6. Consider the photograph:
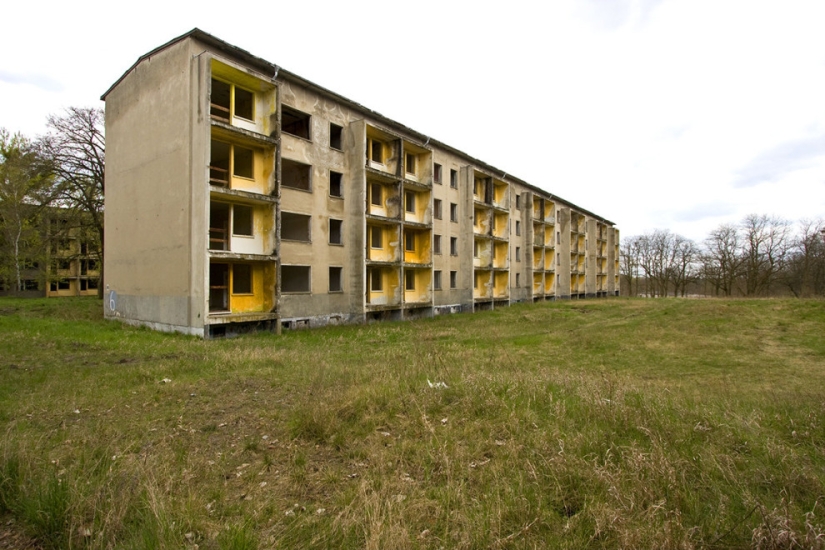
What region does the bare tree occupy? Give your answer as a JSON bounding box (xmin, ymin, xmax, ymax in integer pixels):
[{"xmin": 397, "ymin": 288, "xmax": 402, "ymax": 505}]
[
  {"xmin": 670, "ymin": 235, "xmax": 698, "ymax": 297},
  {"xmin": 783, "ymin": 219, "xmax": 825, "ymax": 297},
  {"xmin": 739, "ymin": 214, "xmax": 790, "ymax": 296},
  {"xmin": 39, "ymin": 107, "xmax": 105, "ymax": 296},
  {"xmin": 620, "ymin": 236, "xmax": 642, "ymax": 296},
  {"xmin": 703, "ymin": 224, "xmax": 743, "ymax": 296}
]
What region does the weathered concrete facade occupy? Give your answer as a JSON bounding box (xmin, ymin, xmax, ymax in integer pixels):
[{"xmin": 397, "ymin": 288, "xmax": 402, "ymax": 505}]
[{"xmin": 102, "ymin": 29, "xmax": 619, "ymax": 337}]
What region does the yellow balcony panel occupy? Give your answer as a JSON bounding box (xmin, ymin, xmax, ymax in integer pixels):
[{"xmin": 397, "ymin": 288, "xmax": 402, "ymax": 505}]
[
  {"xmin": 473, "ymin": 208, "xmax": 490, "ymax": 235},
  {"xmin": 403, "ymin": 188, "xmax": 431, "ymax": 225},
  {"xmin": 367, "ymin": 224, "xmax": 400, "ymax": 263},
  {"xmin": 493, "ymin": 180, "xmax": 509, "ymax": 209},
  {"xmin": 493, "ymin": 271, "xmax": 509, "ymax": 299},
  {"xmin": 532, "ymin": 198, "xmax": 544, "ymax": 220},
  {"xmin": 403, "ymin": 229, "xmax": 432, "ymax": 265},
  {"xmin": 368, "ymin": 180, "xmax": 400, "ymax": 219},
  {"xmin": 473, "ymin": 270, "xmax": 492, "ymax": 299},
  {"xmin": 210, "ymin": 60, "xmax": 277, "ymax": 135},
  {"xmin": 492, "ymin": 242, "xmax": 509, "ymax": 269},
  {"xmin": 209, "ymin": 261, "xmax": 274, "ymax": 316},
  {"xmin": 545, "ymin": 202, "xmax": 556, "ymax": 223},
  {"xmin": 544, "ymin": 226, "xmax": 554, "ymax": 246},
  {"xmin": 209, "ymin": 138, "xmax": 274, "ymax": 195},
  {"xmin": 492, "ymin": 212, "xmax": 509, "ymax": 239},
  {"xmin": 473, "ymin": 238, "xmax": 492, "ymax": 268},
  {"xmin": 367, "ymin": 267, "xmax": 401, "ymax": 306},
  {"xmin": 544, "ymin": 250, "xmax": 555, "ymax": 271},
  {"xmin": 404, "ymin": 268, "xmax": 432, "ymax": 305},
  {"xmin": 544, "ymin": 272, "xmax": 555, "ymax": 295},
  {"xmin": 367, "ymin": 126, "xmax": 400, "ymax": 175},
  {"xmin": 533, "ymin": 247, "xmax": 544, "ymax": 270},
  {"xmin": 533, "ymin": 273, "xmax": 544, "ymax": 294}
]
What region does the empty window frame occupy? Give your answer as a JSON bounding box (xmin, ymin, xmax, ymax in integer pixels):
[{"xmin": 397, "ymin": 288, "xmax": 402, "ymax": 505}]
[
  {"xmin": 433, "ymin": 234, "xmax": 442, "ymax": 255},
  {"xmin": 450, "ymin": 203, "xmax": 458, "ymax": 222},
  {"xmin": 209, "ymin": 202, "xmax": 230, "ymax": 250},
  {"xmin": 281, "ymin": 212, "xmax": 311, "ymax": 242},
  {"xmin": 210, "ymin": 140, "xmax": 254, "ymax": 184},
  {"xmin": 473, "ymin": 240, "xmax": 479, "ymax": 258},
  {"xmin": 329, "ymin": 266, "xmax": 343, "ymax": 292},
  {"xmin": 370, "ymin": 268, "xmax": 383, "ymax": 291},
  {"xmin": 282, "ymin": 158, "xmax": 312, "ymax": 191},
  {"xmin": 434, "ymin": 270, "xmax": 442, "ymax": 290},
  {"xmin": 405, "ymin": 191, "xmax": 415, "ymax": 213},
  {"xmin": 405, "ymin": 271, "xmax": 415, "ymax": 291},
  {"xmin": 281, "ymin": 265, "xmax": 311, "ymax": 293},
  {"xmin": 405, "ymin": 231, "xmax": 415, "ymax": 252},
  {"xmin": 282, "ymin": 105, "xmax": 311, "ymax": 140},
  {"xmin": 433, "ymin": 199, "xmax": 442, "ymax": 220},
  {"xmin": 405, "ymin": 153, "xmax": 416, "ymax": 175},
  {"xmin": 450, "ymin": 237, "xmax": 458, "ymax": 256},
  {"xmin": 233, "ymin": 264, "xmax": 253, "ymax": 294},
  {"xmin": 450, "ymin": 169, "xmax": 458, "ymax": 189},
  {"xmin": 516, "ymin": 247, "xmax": 521, "ymax": 262},
  {"xmin": 516, "ymin": 221, "xmax": 521, "ymax": 236},
  {"xmin": 330, "ymin": 123, "xmax": 343, "ymax": 150},
  {"xmin": 210, "ymin": 79, "xmax": 253, "ymax": 122},
  {"xmin": 370, "ymin": 226, "xmax": 383, "ymax": 248},
  {"xmin": 450, "ymin": 271, "xmax": 457, "ymax": 289},
  {"xmin": 557, "ymin": 231, "xmax": 561, "ymax": 245},
  {"xmin": 433, "ymin": 163, "xmax": 442, "ymax": 184},
  {"xmin": 515, "ymin": 194, "xmax": 521, "ymax": 209},
  {"xmin": 516, "ymin": 273, "xmax": 521, "ymax": 287},
  {"xmin": 329, "ymin": 219, "xmax": 343, "ymax": 245},
  {"xmin": 329, "ymin": 171, "xmax": 343, "ymax": 197},
  {"xmin": 233, "ymin": 205, "xmax": 254, "ymax": 236},
  {"xmin": 370, "ymin": 183, "xmax": 382, "ymax": 206},
  {"xmin": 369, "ymin": 139, "xmax": 384, "ymax": 163}
]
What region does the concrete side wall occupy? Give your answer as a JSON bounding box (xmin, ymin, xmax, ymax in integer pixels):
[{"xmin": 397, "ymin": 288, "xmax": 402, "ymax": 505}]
[
  {"xmin": 556, "ymin": 207, "xmax": 571, "ymax": 298},
  {"xmin": 509, "ymin": 184, "xmax": 530, "ymax": 302},
  {"xmin": 585, "ymin": 218, "xmax": 597, "ymax": 295},
  {"xmin": 104, "ymin": 39, "xmax": 206, "ymax": 329}
]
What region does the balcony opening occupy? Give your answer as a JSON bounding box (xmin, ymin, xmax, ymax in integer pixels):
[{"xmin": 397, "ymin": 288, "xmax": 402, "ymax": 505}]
[
  {"xmin": 282, "ymin": 105, "xmax": 311, "ymax": 140},
  {"xmin": 209, "ymin": 140, "xmax": 230, "ymax": 186},
  {"xmin": 210, "ymin": 79, "xmax": 231, "ymax": 122},
  {"xmin": 208, "ymin": 203, "xmax": 229, "ymax": 250},
  {"xmin": 233, "ymin": 264, "xmax": 252, "ymax": 294},
  {"xmin": 282, "ymin": 212, "xmax": 311, "ymax": 242},
  {"xmin": 282, "ymin": 265, "xmax": 311, "ymax": 293},
  {"xmin": 282, "ymin": 158, "xmax": 311, "ymax": 191},
  {"xmin": 330, "ymin": 171, "xmax": 343, "ymax": 197},
  {"xmin": 329, "ymin": 266, "xmax": 342, "ymax": 292},
  {"xmin": 233, "ymin": 205, "xmax": 253, "ymax": 237},
  {"xmin": 330, "ymin": 123, "xmax": 343, "ymax": 150},
  {"xmin": 369, "ymin": 139, "xmax": 384, "ymax": 164},
  {"xmin": 329, "ymin": 219, "xmax": 343, "ymax": 245},
  {"xmin": 209, "ymin": 263, "xmax": 229, "ymax": 312}
]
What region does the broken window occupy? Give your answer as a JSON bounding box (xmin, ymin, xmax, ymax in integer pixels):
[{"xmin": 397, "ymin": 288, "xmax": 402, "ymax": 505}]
[
  {"xmin": 329, "ymin": 219, "xmax": 343, "ymax": 245},
  {"xmin": 369, "ymin": 139, "xmax": 383, "ymax": 163},
  {"xmin": 282, "ymin": 265, "xmax": 311, "ymax": 293},
  {"xmin": 405, "ymin": 153, "xmax": 416, "ymax": 175},
  {"xmin": 330, "ymin": 171, "xmax": 343, "ymax": 197},
  {"xmin": 450, "ymin": 203, "xmax": 458, "ymax": 222},
  {"xmin": 370, "ymin": 183, "xmax": 382, "ymax": 206},
  {"xmin": 405, "ymin": 191, "xmax": 415, "ymax": 213},
  {"xmin": 281, "ymin": 212, "xmax": 311, "ymax": 242},
  {"xmin": 330, "ymin": 123, "xmax": 343, "ymax": 150},
  {"xmin": 405, "ymin": 271, "xmax": 415, "ymax": 291},
  {"xmin": 209, "ymin": 263, "xmax": 229, "ymax": 312},
  {"xmin": 434, "ymin": 270, "xmax": 442, "ymax": 290},
  {"xmin": 282, "ymin": 105, "xmax": 311, "ymax": 140},
  {"xmin": 405, "ymin": 231, "xmax": 415, "ymax": 252},
  {"xmin": 233, "ymin": 205, "xmax": 253, "ymax": 237},
  {"xmin": 450, "ymin": 237, "xmax": 458, "ymax": 256},
  {"xmin": 282, "ymin": 158, "xmax": 311, "ymax": 191},
  {"xmin": 433, "ymin": 234, "xmax": 442, "ymax": 255},
  {"xmin": 329, "ymin": 267, "xmax": 342, "ymax": 292},
  {"xmin": 370, "ymin": 269, "xmax": 383, "ymax": 291},
  {"xmin": 434, "ymin": 199, "xmax": 442, "ymax": 220},
  {"xmin": 233, "ymin": 264, "xmax": 252, "ymax": 294},
  {"xmin": 450, "ymin": 271, "xmax": 457, "ymax": 289},
  {"xmin": 371, "ymin": 226, "xmax": 383, "ymax": 249},
  {"xmin": 433, "ymin": 163, "xmax": 442, "ymax": 184},
  {"xmin": 450, "ymin": 169, "xmax": 458, "ymax": 189}
]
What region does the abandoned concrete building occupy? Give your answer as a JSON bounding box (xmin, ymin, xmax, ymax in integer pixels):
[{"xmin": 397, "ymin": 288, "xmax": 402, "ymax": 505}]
[{"xmin": 102, "ymin": 29, "xmax": 619, "ymax": 337}]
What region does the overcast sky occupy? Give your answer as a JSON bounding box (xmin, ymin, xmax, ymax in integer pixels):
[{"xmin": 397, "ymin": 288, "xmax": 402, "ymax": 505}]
[{"xmin": 2, "ymin": 0, "xmax": 823, "ymax": 241}]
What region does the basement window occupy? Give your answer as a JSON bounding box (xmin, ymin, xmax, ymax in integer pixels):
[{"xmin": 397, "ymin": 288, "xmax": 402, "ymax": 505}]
[
  {"xmin": 329, "ymin": 219, "xmax": 343, "ymax": 245},
  {"xmin": 281, "ymin": 212, "xmax": 311, "ymax": 242},
  {"xmin": 330, "ymin": 123, "xmax": 343, "ymax": 150},
  {"xmin": 433, "ymin": 163, "xmax": 442, "ymax": 184},
  {"xmin": 434, "ymin": 199, "xmax": 442, "ymax": 220},
  {"xmin": 282, "ymin": 158, "xmax": 312, "ymax": 191},
  {"xmin": 233, "ymin": 205, "xmax": 253, "ymax": 237},
  {"xmin": 433, "ymin": 234, "xmax": 442, "ymax": 255},
  {"xmin": 405, "ymin": 153, "xmax": 416, "ymax": 175},
  {"xmin": 405, "ymin": 191, "xmax": 415, "ymax": 213},
  {"xmin": 370, "ymin": 183, "xmax": 382, "ymax": 206},
  {"xmin": 329, "ymin": 267, "xmax": 342, "ymax": 292},
  {"xmin": 232, "ymin": 264, "xmax": 252, "ymax": 294},
  {"xmin": 282, "ymin": 105, "xmax": 311, "ymax": 140},
  {"xmin": 450, "ymin": 271, "xmax": 457, "ymax": 289},
  {"xmin": 330, "ymin": 171, "xmax": 343, "ymax": 197},
  {"xmin": 282, "ymin": 266, "xmax": 311, "ymax": 293},
  {"xmin": 434, "ymin": 270, "xmax": 442, "ymax": 290},
  {"xmin": 405, "ymin": 272, "xmax": 415, "ymax": 291}
]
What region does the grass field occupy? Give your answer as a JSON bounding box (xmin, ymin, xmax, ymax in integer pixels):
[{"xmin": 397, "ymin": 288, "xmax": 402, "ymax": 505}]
[{"xmin": 1, "ymin": 297, "xmax": 824, "ymax": 549}]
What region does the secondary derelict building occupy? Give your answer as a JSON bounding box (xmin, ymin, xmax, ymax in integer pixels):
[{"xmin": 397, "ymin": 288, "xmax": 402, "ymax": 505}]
[{"xmin": 102, "ymin": 29, "xmax": 619, "ymax": 337}]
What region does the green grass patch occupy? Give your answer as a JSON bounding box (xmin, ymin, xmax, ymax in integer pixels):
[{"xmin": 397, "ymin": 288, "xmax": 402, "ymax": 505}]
[{"xmin": 1, "ymin": 296, "xmax": 825, "ymax": 548}]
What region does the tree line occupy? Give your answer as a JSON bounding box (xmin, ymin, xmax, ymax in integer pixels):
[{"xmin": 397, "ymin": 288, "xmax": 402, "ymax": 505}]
[
  {"xmin": 621, "ymin": 215, "xmax": 825, "ymax": 298},
  {"xmin": 0, "ymin": 108, "xmax": 104, "ymax": 296}
]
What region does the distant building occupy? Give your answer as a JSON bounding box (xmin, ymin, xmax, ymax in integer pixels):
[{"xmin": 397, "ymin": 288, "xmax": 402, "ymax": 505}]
[{"xmin": 101, "ymin": 29, "xmax": 619, "ymax": 337}]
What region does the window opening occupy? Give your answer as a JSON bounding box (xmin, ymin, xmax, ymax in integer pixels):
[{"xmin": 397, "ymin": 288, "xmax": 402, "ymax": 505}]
[
  {"xmin": 329, "ymin": 267, "xmax": 342, "ymax": 292},
  {"xmin": 370, "ymin": 269, "xmax": 383, "ymax": 291},
  {"xmin": 516, "ymin": 247, "xmax": 521, "ymax": 262},
  {"xmin": 282, "ymin": 105, "xmax": 311, "ymax": 139},
  {"xmin": 234, "ymin": 87, "xmax": 253, "ymax": 120},
  {"xmin": 282, "ymin": 266, "xmax": 311, "ymax": 293},
  {"xmin": 330, "ymin": 123, "xmax": 343, "ymax": 150},
  {"xmin": 371, "ymin": 226, "xmax": 383, "ymax": 248},
  {"xmin": 450, "ymin": 203, "xmax": 458, "ymax": 222},
  {"xmin": 281, "ymin": 212, "xmax": 311, "ymax": 242},
  {"xmin": 516, "ymin": 221, "xmax": 521, "ymax": 236},
  {"xmin": 433, "ymin": 234, "xmax": 442, "ymax": 254},
  {"xmin": 405, "ymin": 153, "xmax": 416, "ymax": 175},
  {"xmin": 434, "ymin": 163, "xmax": 442, "ymax": 183},
  {"xmin": 405, "ymin": 272, "xmax": 415, "ymax": 291},
  {"xmin": 282, "ymin": 158, "xmax": 311, "ymax": 191},
  {"xmin": 233, "ymin": 145, "xmax": 254, "ymax": 179},
  {"xmin": 369, "ymin": 139, "xmax": 383, "ymax": 163},
  {"xmin": 233, "ymin": 205, "xmax": 253, "ymax": 237},
  {"xmin": 370, "ymin": 183, "xmax": 382, "ymax": 206},
  {"xmin": 450, "ymin": 271, "xmax": 457, "ymax": 289},
  {"xmin": 233, "ymin": 264, "xmax": 252, "ymax": 294},
  {"xmin": 405, "ymin": 231, "xmax": 415, "ymax": 252},
  {"xmin": 405, "ymin": 191, "xmax": 415, "ymax": 213},
  {"xmin": 450, "ymin": 169, "xmax": 457, "ymax": 188},
  {"xmin": 434, "ymin": 199, "xmax": 442, "ymax": 219},
  {"xmin": 450, "ymin": 237, "xmax": 458, "ymax": 256},
  {"xmin": 330, "ymin": 171, "xmax": 343, "ymax": 197},
  {"xmin": 434, "ymin": 270, "xmax": 442, "ymax": 290},
  {"xmin": 329, "ymin": 219, "xmax": 343, "ymax": 245}
]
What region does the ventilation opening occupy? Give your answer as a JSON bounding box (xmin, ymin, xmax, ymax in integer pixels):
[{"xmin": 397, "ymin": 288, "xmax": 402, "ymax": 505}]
[
  {"xmin": 282, "ymin": 158, "xmax": 311, "ymax": 191},
  {"xmin": 282, "ymin": 106, "xmax": 311, "ymax": 139},
  {"xmin": 282, "ymin": 266, "xmax": 311, "ymax": 293},
  {"xmin": 281, "ymin": 212, "xmax": 311, "ymax": 242}
]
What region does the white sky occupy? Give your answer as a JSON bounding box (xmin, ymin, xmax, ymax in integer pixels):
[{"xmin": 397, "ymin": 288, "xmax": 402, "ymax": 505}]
[{"xmin": 2, "ymin": 0, "xmax": 823, "ymax": 241}]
